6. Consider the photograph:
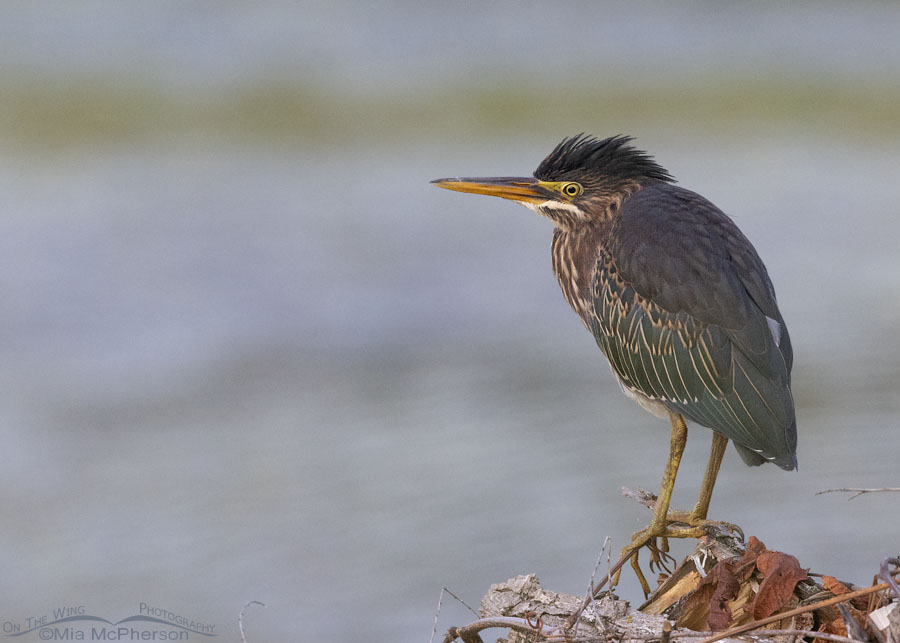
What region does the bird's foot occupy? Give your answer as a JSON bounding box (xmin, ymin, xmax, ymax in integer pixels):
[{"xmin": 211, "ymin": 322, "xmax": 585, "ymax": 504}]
[
  {"xmin": 613, "ymin": 515, "xmax": 739, "ymax": 597},
  {"xmin": 666, "ymin": 510, "xmax": 745, "ymax": 540},
  {"xmin": 689, "ymin": 518, "xmax": 744, "ymax": 540},
  {"xmin": 612, "ymin": 525, "xmax": 688, "ymax": 597}
]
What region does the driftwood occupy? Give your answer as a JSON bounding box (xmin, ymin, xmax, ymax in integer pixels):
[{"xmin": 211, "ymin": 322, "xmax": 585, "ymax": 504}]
[{"xmin": 439, "ymin": 499, "xmax": 899, "ymax": 643}]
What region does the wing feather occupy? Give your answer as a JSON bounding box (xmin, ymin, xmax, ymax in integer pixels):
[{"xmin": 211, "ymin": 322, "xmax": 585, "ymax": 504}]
[{"xmin": 590, "ymin": 184, "xmax": 797, "ymax": 469}]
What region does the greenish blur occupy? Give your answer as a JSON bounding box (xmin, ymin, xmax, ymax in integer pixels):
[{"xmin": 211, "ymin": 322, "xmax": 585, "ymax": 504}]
[{"xmin": 5, "ymin": 77, "xmax": 900, "ymax": 150}]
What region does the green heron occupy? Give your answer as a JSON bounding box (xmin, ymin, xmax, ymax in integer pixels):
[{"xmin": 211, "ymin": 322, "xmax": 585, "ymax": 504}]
[{"xmin": 432, "ymin": 135, "xmax": 796, "ymax": 594}]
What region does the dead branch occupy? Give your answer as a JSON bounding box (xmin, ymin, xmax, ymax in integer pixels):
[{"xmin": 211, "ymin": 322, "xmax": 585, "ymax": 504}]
[
  {"xmin": 880, "ymin": 558, "xmax": 900, "ymax": 602},
  {"xmin": 622, "ymin": 486, "xmax": 659, "ymax": 510},
  {"xmin": 432, "ymin": 587, "xmax": 481, "ymax": 643},
  {"xmin": 445, "ymin": 624, "xmax": 877, "ymax": 643},
  {"xmin": 439, "ymin": 520, "xmax": 900, "ymax": 643},
  {"xmin": 661, "ymin": 620, "xmax": 672, "ymax": 643},
  {"xmin": 815, "ymin": 488, "xmax": 900, "ymax": 501},
  {"xmin": 672, "ymin": 630, "xmax": 866, "ymax": 643},
  {"xmin": 574, "ymin": 537, "xmax": 613, "ymax": 641},
  {"xmin": 563, "ymin": 548, "xmax": 638, "ymax": 630},
  {"xmin": 441, "ymin": 564, "xmax": 900, "ymax": 643},
  {"xmin": 442, "ymin": 616, "xmax": 560, "ymax": 643},
  {"xmin": 431, "ymin": 589, "xmax": 447, "ymax": 643}
]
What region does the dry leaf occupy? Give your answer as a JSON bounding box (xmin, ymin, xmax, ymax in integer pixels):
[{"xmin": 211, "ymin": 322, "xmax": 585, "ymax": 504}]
[
  {"xmin": 700, "ymin": 561, "xmax": 742, "ymax": 630},
  {"xmin": 823, "ymin": 575, "xmax": 870, "ymax": 611},
  {"xmin": 823, "ymin": 615, "xmax": 848, "ymax": 635},
  {"xmin": 815, "ymin": 614, "xmax": 851, "ymax": 643},
  {"xmin": 752, "ymin": 551, "xmax": 808, "ymax": 620},
  {"xmin": 734, "ymin": 536, "xmax": 767, "ymax": 579},
  {"xmin": 744, "ymin": 536, "xmax": 768, "ymax": 559},
  {"xmin": 823, "ymin": 575, "xmax": 852, "ymax": 595}
]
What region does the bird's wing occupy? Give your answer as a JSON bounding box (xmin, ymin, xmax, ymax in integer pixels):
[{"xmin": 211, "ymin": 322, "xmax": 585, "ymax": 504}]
[{"xmin": 591, "ymin": 184, "xmax": 796, "ymax": 469}]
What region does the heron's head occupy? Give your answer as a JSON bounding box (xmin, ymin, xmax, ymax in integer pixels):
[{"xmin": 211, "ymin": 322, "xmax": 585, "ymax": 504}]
[{"xmin": 432, "ymin": 134, "xmax": 673, "ymax": 228}]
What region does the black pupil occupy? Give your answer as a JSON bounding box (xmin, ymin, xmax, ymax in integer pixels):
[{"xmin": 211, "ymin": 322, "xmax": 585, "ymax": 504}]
[{"xmin": 566, "ymin": 185, "xmax": 576, "ymax": 195}]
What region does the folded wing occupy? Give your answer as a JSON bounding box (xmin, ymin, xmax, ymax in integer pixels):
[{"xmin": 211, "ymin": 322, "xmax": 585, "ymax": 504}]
[{"xmin": 591, "ymin": 184, "xmax": 797, "ymax": 469}]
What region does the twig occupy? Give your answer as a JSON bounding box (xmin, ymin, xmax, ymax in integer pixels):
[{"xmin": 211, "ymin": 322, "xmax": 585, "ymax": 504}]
[
  {"xmin": 879, "ymin": 557, "xmax": 900, "ymax": 602},
  {"xmin": 660, "ymin": 620, "xmax": 672, "ymax": 643},
  {"xmin": 445, "ymin": 587, "xmax": 480, "ymax": 618},
  {"xmin": 432, "ymin": 586, "xmax": 480, "ymax": 643},
  {"xmin": 442, "ymin": 616, "xmax": 560, "ymax": 643},
  {"xmin": 622, "ymin": 486, "xmax": 659, "ymax": 510},
  {"xmin": 669, "ymin": 630, "xmax": 867, "ymax": 643},
  {"xmin": 563, "ymin": 548, "xmax": 639, "ymax": 631},
  {"xmin": 520, "ymin": 628, "xmax": 876, "ymax": 642},
  {"xmin": 784, "ymin": 615, "xmax": 798, "ymax": 643},
  {"xmin": 697, "ymin": 581, "xmax": 893, "ymax": 643},
  {"xmin": 748, "ymin": 630, "xmax": 867, "ymax": 643},
  {"xmin": 576, "ymin": 537, "xmax": 613, "ymax": 641},
  {"xmin": 431, "ymin": 588, "xmax": 446, "ymax": 643},
  {"xmin": 815, "ymin": 488, "xmax": 900, "ymax": 501},
  {"xmin": 588, "ymin": 537, "xmax": 613, "ymax": 603},
  {"xmin": 238, "ymin": 601, "xmax": 266, "ymax": 643},
  {"xmin": 836, "ymin": 603, "xmax": 869, "ymax": 642}
]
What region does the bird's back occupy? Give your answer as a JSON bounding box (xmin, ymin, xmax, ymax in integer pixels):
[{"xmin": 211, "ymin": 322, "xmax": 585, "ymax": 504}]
[{"xmin": 561, "ymin": 183, "xmax": 797, "ymax": 469}]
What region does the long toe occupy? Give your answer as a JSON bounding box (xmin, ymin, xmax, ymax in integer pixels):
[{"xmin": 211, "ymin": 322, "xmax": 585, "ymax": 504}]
[
  {"xmin": 615, "ymin": 524, "xmax": 698, "ymax": 596},
  {"xmin": 687, "ymin": 517, "xmax": 744, "ymax": 540}
]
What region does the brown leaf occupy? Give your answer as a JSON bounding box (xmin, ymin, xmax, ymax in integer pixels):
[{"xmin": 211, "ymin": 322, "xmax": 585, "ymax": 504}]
[
  {"xmin": 699, "ymin": 561, "xmax": 742, "ymax": 631},
  {"xmin": 823, "ymin": 575, "xmax": 852, "ymax": 595},
  {"xmin": 815, "ymin": 599, "xmax": 872, "ymax": 643},
  {"xmin": 734, "ymin": 536, "xmax": 768, "ymax": 579},
  {"xmin": 752, "ymin": 551, "xmax": 809, "ymax": 620},
  {"xmin": 814, "ymin": 612, "xmax": 861, "ymax": 643},
  {"xmin": 745, "ymin": 536, "xmax": 768, "ymax": 558},
  {"xmin": 823, "ymin": 575, "xmax": 870, "ymax": 611}
]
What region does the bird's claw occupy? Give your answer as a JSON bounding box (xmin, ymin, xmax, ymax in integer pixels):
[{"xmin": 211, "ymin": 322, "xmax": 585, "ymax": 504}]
[
  {"xmin": 647, "ymin": 538, "xmax": 676, "ymax": 573},
  {"xmin": 614, "ymin": 528, "xmax": 675, "ymax": 596},
  {"xmin": 612, "ymin": 514, "xmax": 734, "ymax": 597}
]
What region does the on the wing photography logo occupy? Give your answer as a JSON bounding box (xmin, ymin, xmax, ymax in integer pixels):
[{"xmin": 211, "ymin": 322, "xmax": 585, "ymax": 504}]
[{"xmin": 3, "ymin": 604, "xmax": 216, "ymax": 640}]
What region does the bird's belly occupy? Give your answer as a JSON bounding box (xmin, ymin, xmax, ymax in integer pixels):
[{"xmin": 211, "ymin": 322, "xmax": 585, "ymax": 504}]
[{"xmin": 614, "ymin": 371, "xmax": 671, "ymax": 419}]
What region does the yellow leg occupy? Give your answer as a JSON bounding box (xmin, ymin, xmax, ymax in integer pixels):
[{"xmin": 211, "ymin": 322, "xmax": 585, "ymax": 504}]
[
  {"xmin": 684, "ymin": 431, "xmax": 743, "ymax": 539},
  {"xmin": 666, "ymin": 430, "xmax": 743, "ymax": 541},
  {"xmin": 691, "ymin": 431, "xmax": 728, "ymax": 521},
  {"xmin": 615, "ymin": 426, "xmax": 746, "ymax": 596},
  {"xmin": 615, "ymin": 412, "xmax": 688, "ymax": 595},
  {"xmin": 648, "ymin": 413, "xmax": 688, "ymax": 531}
]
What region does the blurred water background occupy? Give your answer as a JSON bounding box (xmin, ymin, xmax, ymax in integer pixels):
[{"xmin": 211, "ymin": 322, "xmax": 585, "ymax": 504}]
[{"xmin": 1, "ymin": 2, "xmax": 899, "ymax": 641}]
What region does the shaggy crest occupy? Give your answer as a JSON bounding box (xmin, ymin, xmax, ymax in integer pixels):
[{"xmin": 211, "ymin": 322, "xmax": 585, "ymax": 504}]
[{"xmin": 535, "ymin": 134, "xmax": 675, "ymax": 185}]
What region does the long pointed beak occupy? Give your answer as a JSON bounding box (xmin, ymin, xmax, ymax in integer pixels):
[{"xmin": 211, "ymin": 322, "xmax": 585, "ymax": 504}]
[{"xmin": 430, "ymin": 176, "xmax": 549, "ymax": 204}]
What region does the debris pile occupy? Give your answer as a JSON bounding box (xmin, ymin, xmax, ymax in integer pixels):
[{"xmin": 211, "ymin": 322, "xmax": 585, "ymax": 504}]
[{"xmin": 440, "ymin": 531, "xmax": 899, "ymax": 643}]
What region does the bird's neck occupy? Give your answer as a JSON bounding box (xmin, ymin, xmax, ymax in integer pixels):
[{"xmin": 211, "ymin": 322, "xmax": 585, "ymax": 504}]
[
  {"xmin": 551, "ymin": 222, "xmax": 610, "ymax": 328},
  {"xmin": 549, "ymin": 182, "xmax": 642, "ymax": 326}
]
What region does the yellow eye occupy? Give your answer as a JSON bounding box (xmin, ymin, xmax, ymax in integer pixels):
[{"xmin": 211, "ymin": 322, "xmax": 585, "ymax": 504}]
[{"xmin": 561, "ymin": 182, "xmax": 582, "ymax": 198}]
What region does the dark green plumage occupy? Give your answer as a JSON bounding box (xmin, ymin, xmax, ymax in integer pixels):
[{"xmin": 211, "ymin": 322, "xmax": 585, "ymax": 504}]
[{"xmin": 593, "ymin": 183, "xmax": 796, "ymax": 469}]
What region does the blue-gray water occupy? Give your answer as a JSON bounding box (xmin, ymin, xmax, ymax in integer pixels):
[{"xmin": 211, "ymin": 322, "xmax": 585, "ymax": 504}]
[{"xmin": 1, "ymin": 3, "xmax": 899, "ymax": 642}]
